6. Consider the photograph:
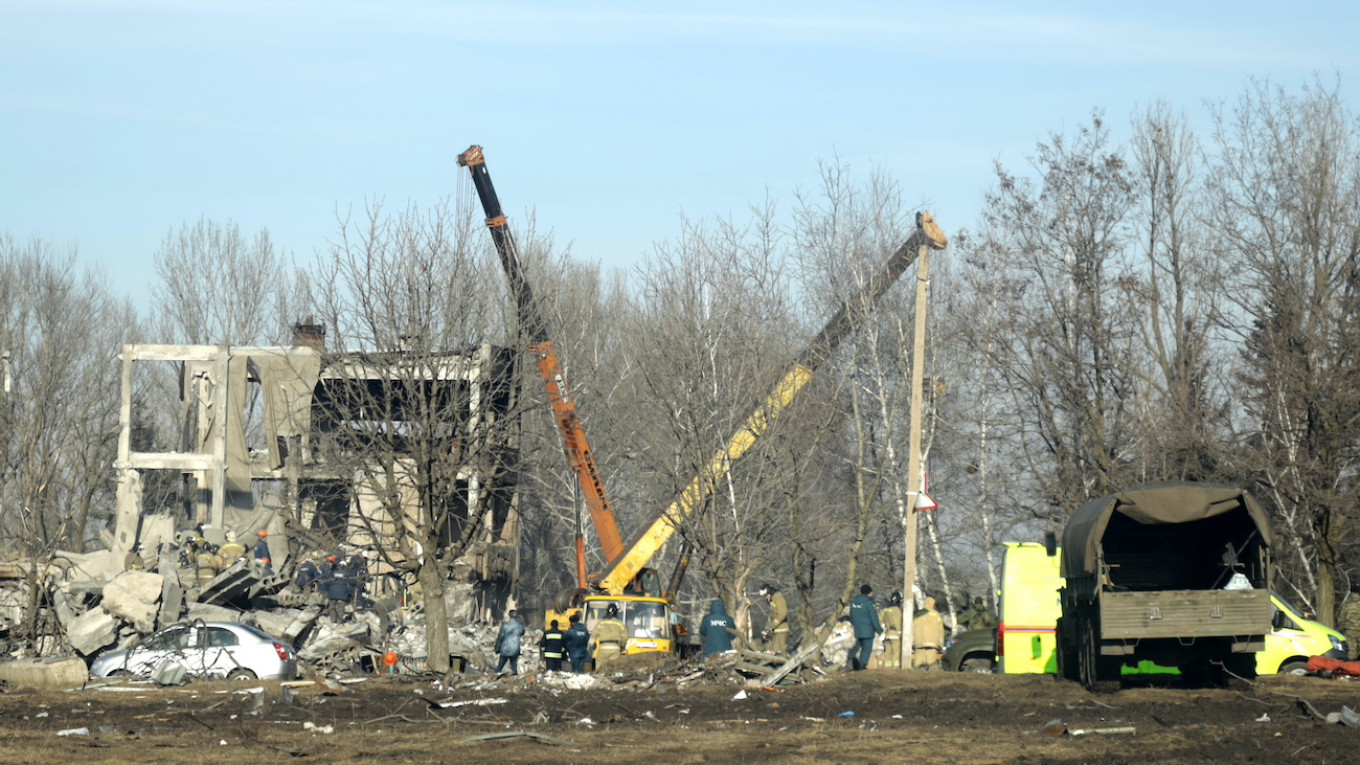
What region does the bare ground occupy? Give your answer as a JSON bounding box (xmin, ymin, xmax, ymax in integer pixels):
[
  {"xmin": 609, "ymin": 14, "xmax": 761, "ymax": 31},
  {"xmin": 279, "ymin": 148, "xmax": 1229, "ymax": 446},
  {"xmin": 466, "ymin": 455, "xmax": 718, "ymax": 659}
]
[{"xmin": 4, "ymin": 668, "xmax": 1359, "ymax": 764}]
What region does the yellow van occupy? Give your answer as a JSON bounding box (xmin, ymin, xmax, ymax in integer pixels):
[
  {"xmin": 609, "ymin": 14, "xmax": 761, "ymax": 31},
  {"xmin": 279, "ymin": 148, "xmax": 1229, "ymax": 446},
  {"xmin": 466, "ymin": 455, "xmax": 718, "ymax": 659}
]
[
  {"xmin": 995, "ymin": 542, "xmax": 1062, "ymax": 674},
  {"xmin": 995, "ymin": 541, "xmax": 1347, "ymax": 676},
  {"xmin": 1261, "ymin": 595, "xmax": 1348, "ymax": 675}
]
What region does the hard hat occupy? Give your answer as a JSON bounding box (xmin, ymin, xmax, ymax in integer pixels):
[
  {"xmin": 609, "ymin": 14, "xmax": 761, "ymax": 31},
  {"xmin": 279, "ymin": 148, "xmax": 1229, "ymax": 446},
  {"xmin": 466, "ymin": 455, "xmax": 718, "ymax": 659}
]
[
  {"xmin": 758, "ymin": 584, "xmax": 773, "ymax": 596},
  {"xmin": 605, "ymin": 604, "xmax": 619, "ymax": 618},
  {"xmin": 328, "ymin": 555, "xmax": 338, "ymax": 562},
  {"xmin": 889, "ymin": 591, "xmax": 903, "ymax": 606},
  {"xmin": 257, "ymin": 529, "xmax": 268, "ymax": 537}
]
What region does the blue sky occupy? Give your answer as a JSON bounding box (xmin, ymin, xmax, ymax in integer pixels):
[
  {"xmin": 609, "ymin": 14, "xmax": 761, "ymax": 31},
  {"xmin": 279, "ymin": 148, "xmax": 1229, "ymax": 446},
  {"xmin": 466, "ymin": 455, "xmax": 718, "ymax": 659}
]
[{"xmin": 2, "ymin": 1, "xmax": 1355, "ymax": 306}]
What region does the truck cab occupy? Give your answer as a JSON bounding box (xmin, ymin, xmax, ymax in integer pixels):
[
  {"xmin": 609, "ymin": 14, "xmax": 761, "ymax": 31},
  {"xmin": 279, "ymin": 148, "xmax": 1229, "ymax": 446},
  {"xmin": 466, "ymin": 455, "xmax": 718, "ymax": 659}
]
[{"xmin": 583, "ymin": 595, "xmax": 676, "ymax": 656}]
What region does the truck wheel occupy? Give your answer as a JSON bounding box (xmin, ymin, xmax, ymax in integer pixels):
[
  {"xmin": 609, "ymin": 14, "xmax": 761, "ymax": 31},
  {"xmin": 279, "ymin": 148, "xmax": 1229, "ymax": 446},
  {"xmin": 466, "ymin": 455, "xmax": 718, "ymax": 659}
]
[
  {"xmin": 1080, "ymin": 621, "xmax": 1118, "ymax": 692},
  {"xmin": 1055, "ymin": 617, "xmax": 1080, "ymax": 682},
  {"xmin": 960, "ymin": 657, "xmax": 994, "ymax": 674}
]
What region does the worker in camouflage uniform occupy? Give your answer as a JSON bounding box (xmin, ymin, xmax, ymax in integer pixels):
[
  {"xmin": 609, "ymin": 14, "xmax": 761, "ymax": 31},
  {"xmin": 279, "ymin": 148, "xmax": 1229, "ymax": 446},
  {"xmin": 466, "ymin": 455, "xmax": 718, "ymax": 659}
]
[
  {"xmin": 1339, "ymin": 588, "xmax": 1360, "ymax": 661},
  {"xmin": 759, "ymin": 584, "xmax": 790, "ymax": 654},
  {"xmin": 880, "ymin": 591, "xmax": 904, "ymax": 669},
  {"xmin": 593, "ymin": 604, "xmax": 628, "ymax": 672},
  {"xmin": 960, "ymin": 595, "xmax": 996, "ymax": 630}
]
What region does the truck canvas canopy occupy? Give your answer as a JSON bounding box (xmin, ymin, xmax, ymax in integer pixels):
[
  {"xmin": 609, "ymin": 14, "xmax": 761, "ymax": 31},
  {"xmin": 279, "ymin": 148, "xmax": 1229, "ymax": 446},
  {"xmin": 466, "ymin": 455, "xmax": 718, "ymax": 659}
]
[{"xmin": 1060, "ymin": 482, "xmax": 1273, "ymax": 588}]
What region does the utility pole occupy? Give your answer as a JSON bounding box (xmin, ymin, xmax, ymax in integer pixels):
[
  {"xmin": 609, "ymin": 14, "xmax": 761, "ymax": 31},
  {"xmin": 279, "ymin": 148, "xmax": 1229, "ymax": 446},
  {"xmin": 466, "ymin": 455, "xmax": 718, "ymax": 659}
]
[{"xmin": 899, "ymin": 241, "xmax": 933, "ymax": 669}]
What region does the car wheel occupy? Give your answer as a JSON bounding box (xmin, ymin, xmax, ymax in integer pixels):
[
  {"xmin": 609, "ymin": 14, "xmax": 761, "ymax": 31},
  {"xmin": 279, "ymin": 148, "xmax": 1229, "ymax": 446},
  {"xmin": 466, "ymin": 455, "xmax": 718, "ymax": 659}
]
[
  {"xmin": 1278, "ymin": 660, "xmax": 1310, "ymax": 676},
  {"xmin": 960, "ymin": 657, "xmax": 994, "ymax": 674},
  {"xmin": 227, "ymin": 668, "xmax": 257, "ymax": 680}
]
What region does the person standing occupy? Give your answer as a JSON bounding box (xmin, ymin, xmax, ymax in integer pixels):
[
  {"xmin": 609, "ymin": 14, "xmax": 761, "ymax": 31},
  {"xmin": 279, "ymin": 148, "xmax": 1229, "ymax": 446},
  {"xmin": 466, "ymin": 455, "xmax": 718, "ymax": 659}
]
[
  {"xmin": 699, "ymin": 599, "xmax": 737, "ymax": 656},
  {"xmin": 322, "ymin": 560, "xmax": 353, "ymax": 621},
  {"xmin": 194, "ymin": 544, "xmax": 221, "ymax": 586},
  {"xmin": 493, "ymin": 610, "xmax": 526, "ymax": 676},
  {"xmin": 253, "ymin": 530, "xmax": 274, "ymax": 577},
  {"xmin": 759, "ymin": 584, "xmax": 790, "ymax": 654},
  {"xmin": 218, "ymin": 531, "xmax": 246, "ymax": 568},
  {"xmin": 912, "ymin": 596, "xmax": 946, "ymax": 669},
  {"xmin": 294, "ymin": 556, "xmax": 321, "ymax": 592},
  {"xmin": 541, "ymin": 620, "xmax": 566, "ymax": 672},
  {"xmin": 564, "ymin": 613, "xmax": 591, "ymax": 673},
  {"xmin": 880, "ymin": 591, "xmax": 904, "ymax": 669},
  {"xmin": 1339, "ymin": 588, "xmax": 1360, "ymax": 661},
  {"xmin": 848, "ymin": 584, "xmax": 882, "ymax": 671},
  {"xmin": 592, "ymin": 604, "xmax": 628, "ymax": 672}
]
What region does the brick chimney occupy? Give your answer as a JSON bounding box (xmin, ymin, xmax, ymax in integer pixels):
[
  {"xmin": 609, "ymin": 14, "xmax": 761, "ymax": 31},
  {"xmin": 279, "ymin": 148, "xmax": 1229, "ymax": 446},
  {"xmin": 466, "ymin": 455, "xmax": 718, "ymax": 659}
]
[{"xmin": 292, "ymin": 316, "xmax": 326, "ymax": 350}]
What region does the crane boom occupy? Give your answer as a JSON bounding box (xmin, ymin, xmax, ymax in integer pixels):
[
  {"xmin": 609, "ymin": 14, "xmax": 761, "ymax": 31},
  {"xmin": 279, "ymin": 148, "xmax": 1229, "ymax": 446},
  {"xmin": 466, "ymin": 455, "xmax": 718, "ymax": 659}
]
[
  {"xmin": 457, "ymin": 145, "xmax": 626, "ymax": 578},
  {"xmin": 595, "ymin": 211, "xmax": 947, "ymax": 594}
]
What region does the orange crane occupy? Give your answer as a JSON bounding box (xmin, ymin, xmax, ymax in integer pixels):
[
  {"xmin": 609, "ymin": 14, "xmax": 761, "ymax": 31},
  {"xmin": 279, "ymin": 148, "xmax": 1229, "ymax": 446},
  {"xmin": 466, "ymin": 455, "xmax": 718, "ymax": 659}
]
[
  {"xmin": 460, "ymin": 145, "xmax": 947, "ymax": 660},
  {"xmin": 457, "ymin": 145, "xmax": 624, "ymax": 590}
]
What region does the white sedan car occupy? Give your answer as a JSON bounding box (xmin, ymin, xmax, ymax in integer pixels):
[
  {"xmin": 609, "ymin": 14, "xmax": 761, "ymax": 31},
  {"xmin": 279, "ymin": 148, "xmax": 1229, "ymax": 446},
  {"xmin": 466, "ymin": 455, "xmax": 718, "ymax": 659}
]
[{"xmin": 90, "ymin": 621, "xmax": 298, "ymax": 681}]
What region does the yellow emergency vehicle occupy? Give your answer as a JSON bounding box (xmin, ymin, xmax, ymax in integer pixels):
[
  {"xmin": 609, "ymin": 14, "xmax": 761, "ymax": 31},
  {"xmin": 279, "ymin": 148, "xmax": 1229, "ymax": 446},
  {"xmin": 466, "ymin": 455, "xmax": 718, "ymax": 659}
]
[{"xmin": 995, "ymin": 541, "xmax": 1346, "ymax": 676}]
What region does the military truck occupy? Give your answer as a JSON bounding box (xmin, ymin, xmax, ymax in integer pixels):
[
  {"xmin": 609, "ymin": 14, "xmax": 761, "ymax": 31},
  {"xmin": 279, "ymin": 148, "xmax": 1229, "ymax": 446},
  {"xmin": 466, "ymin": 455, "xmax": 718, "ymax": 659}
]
[{"xmin": 1056, "ymin": 483, "xmax": 1273, "ymax": 689}]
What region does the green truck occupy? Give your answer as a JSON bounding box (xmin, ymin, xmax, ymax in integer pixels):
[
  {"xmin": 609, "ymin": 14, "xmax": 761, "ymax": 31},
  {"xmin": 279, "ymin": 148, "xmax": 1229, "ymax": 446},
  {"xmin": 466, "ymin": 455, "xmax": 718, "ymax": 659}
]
[{"xmin": 1056, "ymin": 483, "xmax": 1273, "ymax": 689}]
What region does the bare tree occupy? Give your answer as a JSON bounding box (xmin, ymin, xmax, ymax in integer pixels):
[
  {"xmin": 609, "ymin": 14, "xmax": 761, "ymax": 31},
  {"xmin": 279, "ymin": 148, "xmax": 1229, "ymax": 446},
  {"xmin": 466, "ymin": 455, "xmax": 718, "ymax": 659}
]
[
  {"xmin": 305, "ymin": 199, "xmax": 514, "ymax": 671},
  {"xmin": 151, "ymin": 217, "xmax": 300, "ymax": 346},
  {"xmin": 1205, "ymin": 78, "xmax": 1360, "ymax": 623},
  {"xmin": 0, "ymin": 235, "xmax": 139, "ymax": 646},
  {"xmin": 975, "ymin": 113, "xmax": 1143, "ymax": 517}
]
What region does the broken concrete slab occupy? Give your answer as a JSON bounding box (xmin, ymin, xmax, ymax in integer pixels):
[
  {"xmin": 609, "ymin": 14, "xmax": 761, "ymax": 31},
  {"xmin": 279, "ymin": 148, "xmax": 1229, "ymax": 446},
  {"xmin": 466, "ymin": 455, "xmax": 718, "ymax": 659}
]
[
  {"xmin": 67, "ymin": 607, "xmax": 119, "ymax": 656},
  {"xmin": 184, "ymin": 602, "xmax": 239, "ymax": 623},
  {"xmin": 282, "ymin": 605, "xmax": 322, "ymax": 643},
  {"xmin": 250, "ymin": 608, "xmax": 302, "ymax": 640},
  {"xmin": 151, "ymin": 660, "xmax": 187, "ymax": 686},
  {"xmin": 102, "ymin": 571, "xmax": 164, "ymax": 633},
  {"xmin": 298, "ymin": 621, "xmax": 369, "ymax": 663},
  {"xmin": 158, "ymin": 575, "xmax": 183, "ymax": 630},
  {"xmin": 195, "ymin": 565, "xmax": 258, "ymax": 606},
  {"xmin": 0, "ymin": 656, "xmax": 88, "ymax": 690}
]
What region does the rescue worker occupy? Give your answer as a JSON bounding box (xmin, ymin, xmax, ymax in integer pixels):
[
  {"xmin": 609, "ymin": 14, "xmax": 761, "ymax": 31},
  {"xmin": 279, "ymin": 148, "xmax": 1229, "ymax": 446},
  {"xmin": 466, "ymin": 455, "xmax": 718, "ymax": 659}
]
[
  {"xmin": 880, "ymin": 591, "xmax": 904, "ymax": 669},
  {"xmin": 194, "ymin": 543, "xmax": 221, "ymax": 586},
  {"xmin": 493, "ymin": 610, "xmax": 525, "ymax": 676},
  {"xmin": 564, "ymin": 613, "xmax": 591, "ymax": 673},
  {"xmin": 294, "ymin": 556, "xmax": 321, "ymax": 592},
  {"xmin": 323, "ymin": 558, "xmax": 353, "ymax": 621},
  {"xmin": 218, "ymin": 531, "xmax": 247, "ymax": 568},
  {"xmin": 699, "ymin": 599, "xmax": 736, "ymax": 656},
  {"xmin": 541, "ymin": 619, "xmax": 566, "ymax": 672},
  {"xmin": 759, "ymin": 584, "xmax": 790, "ymax": 654},
  {"xmin": 1339, "ymin": 587, "xmax": 1360, "ymax": 661},
  {"xmin": 912, "ymin": 596, "xmax": 946, "ymax": 670},
  {"xmin": 593, "ymin": 604, "xmax": 628, "ymax": 672},
  {"xmin": 848, "ymin": 584, "xmax": 882, "ymax": 671},
  {"xmin": 253, "ymin": 530, "xmax": 274, "ymax": 577}
]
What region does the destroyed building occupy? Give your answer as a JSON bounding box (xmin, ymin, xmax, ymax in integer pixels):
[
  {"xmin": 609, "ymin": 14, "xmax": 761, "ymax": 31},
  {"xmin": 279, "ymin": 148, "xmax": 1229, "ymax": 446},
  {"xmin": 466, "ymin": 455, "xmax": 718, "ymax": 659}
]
[{"xmin": 105, "ymin": 319, "xmax": 521, "ymax": 621}]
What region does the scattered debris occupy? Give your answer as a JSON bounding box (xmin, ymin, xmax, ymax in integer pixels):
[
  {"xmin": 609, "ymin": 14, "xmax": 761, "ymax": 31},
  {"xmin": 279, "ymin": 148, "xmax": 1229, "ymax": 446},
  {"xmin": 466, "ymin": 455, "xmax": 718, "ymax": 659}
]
[{"xmin": 462, "ymin": 731, "xmax": 577, "ymax": 747}]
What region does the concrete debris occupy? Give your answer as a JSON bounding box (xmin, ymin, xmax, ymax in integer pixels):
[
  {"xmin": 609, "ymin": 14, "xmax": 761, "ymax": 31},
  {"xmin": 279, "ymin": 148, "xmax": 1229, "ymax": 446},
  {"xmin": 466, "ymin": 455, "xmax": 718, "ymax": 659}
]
[
  {"xmin": 0, "ymin": 656, "xmax": 88, "ymax": 690},
  {"xmin": 1326, "ymin": 705, "xmax": 1360, "ymax": 727},
  {"xmin": 66, "ymin": 606, "xmax": 119, "ymax": 657},
  {"xmin": 150, "ymin": 660, "xmax": 187, "ymax": 686},
  {"xmin": 101, "ymin": 572, "xmax": 164, "ymax": 634}
]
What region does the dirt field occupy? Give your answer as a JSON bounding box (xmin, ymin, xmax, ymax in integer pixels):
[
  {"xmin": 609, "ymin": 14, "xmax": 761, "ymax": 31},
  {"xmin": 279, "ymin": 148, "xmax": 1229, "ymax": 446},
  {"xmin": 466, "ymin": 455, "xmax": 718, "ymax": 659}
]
[{"xmin": 3, "ymin": 667, "xmax": 1359, "ymax": 765}]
